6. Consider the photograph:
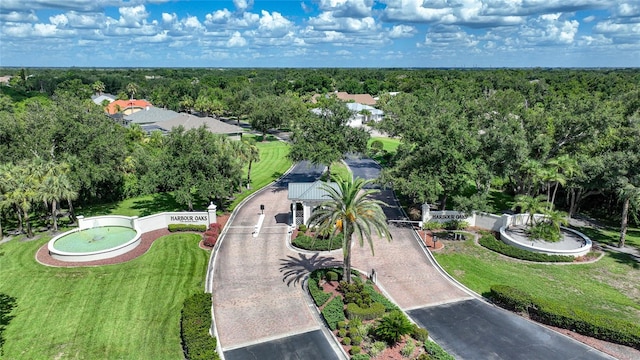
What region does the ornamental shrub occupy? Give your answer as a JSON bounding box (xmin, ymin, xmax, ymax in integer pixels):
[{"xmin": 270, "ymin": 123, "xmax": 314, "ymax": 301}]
[
  {"xmin": 374, "ymin": 310, "xmax": 414, "ymax": 345},
  {"xmin": 369, "ymin": 341, "xmax": 386, "ymax": 357},
  {"xmin": 321, "ymin": 296, "xmax": 346, "ymax": 330},
  {"xmin": 401, "ymin": 339, "xmax": 416, "ymax": 357},
  {"xmin": 169, "ymin": 224, "xmax": 207, "ymax": 232},
  {"xmin": 342, "ymin": 337, "xmax": 351, "ymax": 345},
  {"xmin": 422, "ymin": 221, "xmax": 443, "ymax": 230},
  {"xmin": 349, "ymin": 345, "xmax": 361, "ymax": 355},
  {"xmin": 479, "ymin": 234, "xmax": 574, "ymax": 262},
  {"xmin": 181, "ymin": 293, "xmax": 220, "ymax": 360},
  {"xmin": 338, "ymin": 328, "xmax": 347, "ymax": 337},
  {"xmin": 346, "ymin": 302, "xmax": 386, "ymax": 321},
  {"xmin": 364, "ymin": 284, "xmax": 400, "ymax": 312},
  {"xmin": 489, "ymin": 285, "xmax": 533, "ymax": 313},
  {"xmin": 351, "ymin": 335, "xmax": 363, "ymax": 346},
  {"xmin": 444, "ymin": 220, "xmax": 468, "ymax": 230},
  {"xmin": 411, "ymin": 324, "xmax": 430, "ymax": 342},
  {"xmin": 339, "ymin": 281, "xmax": 372, "ymax": 307},
  {"xmin": 308, "ymin": 278, "xmax": 331, "ymax": 307},
  {"xmin": 203, "ymin": 223, "xmax": 223, "ymax": 247},
  {"xmin": 292, "ymin": 234, "xmax": 342, "ymax": 251},
  {"xmin": 424, "ymin": 340, "xmax": 455, "ymax": 360},
  {"xmin": 350, "ymin": 354, "xmax": 370, "ymax": 360},
  {"xmin": 326, "ymin": 271, "xmax": 339, "ymax": 282},
  {"xmin": 298, "ymin": 224, "xmax": 307, "ymax": 232},
  {"xmin": 337, "ymin": 321, "xmax": 347, "ymax": 330}
]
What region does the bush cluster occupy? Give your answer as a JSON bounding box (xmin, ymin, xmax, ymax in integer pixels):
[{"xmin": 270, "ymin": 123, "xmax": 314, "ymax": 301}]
[
  {"xmin": 489, "ymin": 285, "xmax": 640, "ymax": 349},
  {"xmin": 321, "ymin": 296, "xmax": 346, "ymax": 330},
  {"xmin": 292, "ymin": 233, "xmax": 342, "ymax": 251},
  {"xmin": 203, "ymin": 223, "xmax": 222, "ymax": 247},
  {"xmin": 350, "ymin": 354, "xmax": 371, "ymax": 360},
  {"xmin": 346, "ymin": 302, "xmax": 386, "ymax": 321},
  {"xmin": 181, "ymin": 293, "xmax": 219, "ymax": 360},
  {"xmin": 479, "ymin": 233, "xmax": 574, "ymax": 262},
  {"xmin": 308, "ymin": 278, "xmax": 331, "ymax": 307},
  {"xmin": 422, "ymin": 221, "xmax": 443, "ymax": 230},
  {"xmin": 364, "ymin": 284, "xmax": 400, "ymax": 312},
  {"xmin": 444, "ymin": 220, "xmax": 468, "ymax": 230},
  {"xmin": 423, "ymin": 340, "xmax": 456, "ymax": 360},
  {"xmin": 168, "ymin": 224, "xmax": 207, "ymax": 232},
  {"xmin": 339, "ymin": 281, "xmax": 372, "ymax": 308}
]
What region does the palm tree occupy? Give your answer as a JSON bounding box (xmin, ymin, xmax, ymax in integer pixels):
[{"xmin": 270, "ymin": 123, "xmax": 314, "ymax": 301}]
[
  {"xmin": 617, "ymin": 178, "xmax": 640, "ymax": 248},
  {"xmin": 126, "ymin": 82, "xmax": 139, "ymax": 101},
  {"xmin": 244, "ymin": 140, "xmax": 260, "ymax": 189},
  {"xmin": 39, "ymin": 162, "xmax": 77, "ymax": 232},
  {"xmin": 92, "ymin": 80, "xmax": 105, "ymax": 95},
  {"xmin": 546, "ymin": 155, "xmax": 580, "ymax": 209},
  {"xmin": 307, "ymin": 175, "xmax": 392, "ymax": 283},
  {"xmin": 512, "ymin": 194, "xmax": 548, "ymax": 226}
]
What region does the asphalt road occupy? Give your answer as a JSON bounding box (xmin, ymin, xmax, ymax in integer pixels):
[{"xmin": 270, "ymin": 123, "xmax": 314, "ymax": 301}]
[
  {"xmin": 408, "ymin": 299, "xmax": 613, "ymax": 360},
  {"xmin": 224, "ymin": 330, "xmax": 339, "ymax": 360},
  {"xmin": 345, "ymin": 155, "xmax": 613, "ymax": 360}
]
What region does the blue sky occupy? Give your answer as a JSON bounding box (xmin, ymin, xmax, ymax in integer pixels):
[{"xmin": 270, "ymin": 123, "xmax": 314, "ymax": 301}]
[{"xmin": 0, "ymin": 0, "xmax": 638, "ymax": 68}]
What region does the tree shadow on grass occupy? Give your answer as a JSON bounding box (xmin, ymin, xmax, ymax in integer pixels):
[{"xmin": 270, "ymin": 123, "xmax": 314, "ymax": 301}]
[
  {"xmin": 607, "ymin": 251, "xmax": 640, "ymax": 269},
  {"xmin": 130, "ymin": 192, "xmax": 185, "ymax": 216},
  {"xmin": 279, "ymin": 253, "xmax": 341, "ymax": 288}
]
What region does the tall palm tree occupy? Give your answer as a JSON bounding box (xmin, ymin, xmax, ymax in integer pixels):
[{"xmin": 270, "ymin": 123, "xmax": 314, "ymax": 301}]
[
  {"xmin": 126, "ymin": 82, "xmax": 139, "ymax": 101},
  {"xmin": 245, "ymin": 140, "xmax": 260, "ymax": 189},
  {"xmin": 92, "ymin": 80, "xmax": 105, "ymax": 95},
  {"xmin": 307, "ymin": 175, "xmax": 392, "ymax": 283},
  {"xmin": 512, "ymin": 194, "xmax": 548, "ymax": 226},
  {"xmin": 39, "ymin": 162, "xmax": 77, "ymax": 232},
  {"xmin": 617, "ymin": 178, "xmax": 640, "ymax": 248},
  {"xmin": 546, "ymin": 154, "xmax": 580, "ymax": 209}
]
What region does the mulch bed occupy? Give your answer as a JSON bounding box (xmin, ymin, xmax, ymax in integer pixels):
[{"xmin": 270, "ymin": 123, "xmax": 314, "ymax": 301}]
[
  {"xmin": 36, "ymin": 213, "xmax": 232, "ymax": 268},
  {"xmin": 417, "ymin": 230, "xmax": 444, "ymax": 250}
]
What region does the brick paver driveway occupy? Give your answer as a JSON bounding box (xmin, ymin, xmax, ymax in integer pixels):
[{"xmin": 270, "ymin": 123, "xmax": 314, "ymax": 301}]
[{"xmin": 210, "ymin": 162, "xmax": 343, "ymax": 359}]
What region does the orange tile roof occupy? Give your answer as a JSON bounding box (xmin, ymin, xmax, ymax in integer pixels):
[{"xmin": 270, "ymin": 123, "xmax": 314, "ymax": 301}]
[
  {"xmin": 106, "ymin": 99, "xmax": 153, "ymax": 114},
  {"xmin": 334, "ymin": 92, "xmax": 377, "ymax": 105}
]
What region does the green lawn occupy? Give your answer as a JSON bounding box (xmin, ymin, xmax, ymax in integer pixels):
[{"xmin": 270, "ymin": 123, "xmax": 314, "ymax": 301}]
[
  {"xmin": 230, "ymin": 137, "xmax": 292, "ymax": 209},
  {"xmin": 369, "ymin": 136, "xmax": 400, "ymax": 154},
  {"xmin": 433, "ymin": 237, "xmax": 640, "ymax": 325},
  {"xmin": 0, "ymin": 233, "xmax": 208, "ymax": 359}
]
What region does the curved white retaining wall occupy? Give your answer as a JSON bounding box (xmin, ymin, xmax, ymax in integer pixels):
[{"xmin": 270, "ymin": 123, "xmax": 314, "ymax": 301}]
[
  {"xmin": 48, "ymin": 215, "xmax": 142, "ymax": 262},
  {"xmin": 499, "ymin": 214, "xmax": 592, "ymax": 258}
]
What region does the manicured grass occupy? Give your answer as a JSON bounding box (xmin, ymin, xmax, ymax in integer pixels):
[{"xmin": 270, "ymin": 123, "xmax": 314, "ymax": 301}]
[
  {"xmin": 321, "ymin": 161, "xmax": 352, "ymax": 182},
  {"xmin": 369, "ymin": 137, "xmax": 400, "ymax": 154},
  {"xmin": 0, "ymin": 233, "xmax": 208, "ymax": 359},
  {"xmin": 230, "ymin": 137, "xmax": 292, "ymax": 210},
  {"xmin": 432, "ymin": 238, "xmax": 640, "ymax": 325}
]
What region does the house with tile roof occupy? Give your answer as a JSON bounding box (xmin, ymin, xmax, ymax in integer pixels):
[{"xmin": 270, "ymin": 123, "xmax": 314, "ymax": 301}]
[
  {"xmin": 106, "ymin": 99, "xmax": 153, "ymax": 115},
  {"xmin": 334, "ymin": 91, "xmax": 377, "ymax": 106}
]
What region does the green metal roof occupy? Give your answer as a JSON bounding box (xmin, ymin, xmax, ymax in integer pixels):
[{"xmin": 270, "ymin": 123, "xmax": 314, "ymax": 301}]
[{"xmin": 288, "ymin": 181, "xmax": 338, "ymax": 201}]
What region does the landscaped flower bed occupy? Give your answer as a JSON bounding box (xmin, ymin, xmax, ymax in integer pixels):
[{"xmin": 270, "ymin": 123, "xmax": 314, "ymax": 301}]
[
  {"xmin": 309, "ymin": 268, "xmax": 454, "ymax": 360},
  {"xmin": 292, "ymin": 225, "xmax": 343, "ymax": 251}
]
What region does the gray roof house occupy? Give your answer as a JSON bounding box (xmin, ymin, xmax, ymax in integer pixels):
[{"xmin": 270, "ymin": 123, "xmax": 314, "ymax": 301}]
[
  {"xmin": 288, "ymin": 181, "xmax": 339, "ymax": 225},
  {"xmin": 124, "ymin": 108, "xmax": 245, "ymax": 140}
]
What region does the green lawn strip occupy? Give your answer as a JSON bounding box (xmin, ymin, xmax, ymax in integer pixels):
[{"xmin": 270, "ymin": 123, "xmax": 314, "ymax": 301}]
[
  {"xmin": 368, "ymin": 137, "xmax": 400, "ymax": 154},
  {"xmin": 230, "ymin": 139, "xmax": 292, "ymax": 210},
  {"xmin": 576, "ymin": 226, "xmax": 640, "ymax": 249},
  {"xmin": 322, "ymin": 161, "xmax": 351, "ymax": 181},
  {"xmin": 433, "ymin": 240, "xmax": 640, "ymax": 325},
  {"xmin": 0, "ymin": 233, "xmax": 208, "ymax": 359}
]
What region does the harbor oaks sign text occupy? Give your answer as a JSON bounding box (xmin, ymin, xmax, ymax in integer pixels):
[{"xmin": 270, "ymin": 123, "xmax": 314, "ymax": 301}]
[{"xmin": 166, "ymin": 212, "xmax": 209, "ymax": 225}]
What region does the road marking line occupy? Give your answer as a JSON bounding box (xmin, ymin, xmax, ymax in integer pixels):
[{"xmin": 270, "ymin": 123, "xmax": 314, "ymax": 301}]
[{"xmin": 252, "ymin": 214, "xmax": 265, "ymax": 238}]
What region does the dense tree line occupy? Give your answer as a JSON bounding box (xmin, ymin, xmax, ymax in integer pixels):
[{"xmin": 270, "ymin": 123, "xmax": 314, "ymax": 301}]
[{"xmin": 1, "ymin": 67, "xmax": 638, "ymax": 243}]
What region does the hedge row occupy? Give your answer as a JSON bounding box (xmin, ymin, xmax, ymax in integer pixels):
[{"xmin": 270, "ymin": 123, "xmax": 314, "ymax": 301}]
[
  {"xmin": 308, "ymin": 278, "xmax": 331, "ymax": 307},
  {"xmin": 345, "ymin": 302, "xmax": 386, "ymax": 321},
  {"xmin": 181, "ymin": 293, "xmax": 219, "ymax": 360},
  {"xmin": 321, "ymin": 296, "xmax": 346, "ymax": 330},
  {"xmin": 203, "ymin": 223, "xmax": 222, "ymax": 247},
  {"xmin": 292, "ymin": 234, "xmax": 342, "ymax": 251},
  {"xmin": 479, "ymin": 234, "xmax": 574, "ymax": 262},
  {"xmin": 364, "ymin": 284, "xmax": 400, "ymax": 312},
  {"xmin": 489, "ymin": 285, "xmax": 640, "ymax": 350},
  {"xmin": 169, "ymin": 224, "xmax": 207, "ymax": 232},
  {"xmin": 423, "ymin": 340, "xmax": 456, "ymax": 360}
]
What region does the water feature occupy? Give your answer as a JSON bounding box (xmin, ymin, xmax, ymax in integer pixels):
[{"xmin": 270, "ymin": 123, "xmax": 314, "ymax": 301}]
[{"xmin": 48, "ymin": 216, "xmax": 142, "ymax": 262}]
